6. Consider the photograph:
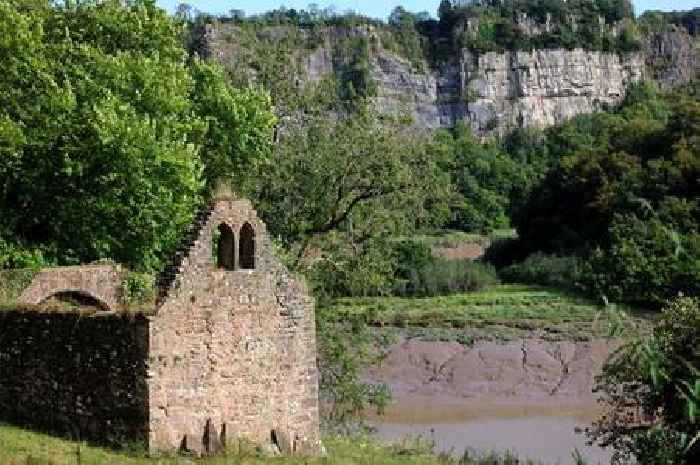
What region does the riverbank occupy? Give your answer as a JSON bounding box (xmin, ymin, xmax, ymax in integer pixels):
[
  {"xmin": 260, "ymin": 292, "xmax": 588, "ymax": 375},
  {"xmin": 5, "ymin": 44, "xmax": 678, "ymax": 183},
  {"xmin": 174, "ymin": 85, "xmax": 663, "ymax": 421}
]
[
  {"xmin": 340, "ymin": 285, "xmax": 653, "ymax": 464},
  {"xmin": 364, "ymin": 337, "xmax": 617, "ymax": 464}
]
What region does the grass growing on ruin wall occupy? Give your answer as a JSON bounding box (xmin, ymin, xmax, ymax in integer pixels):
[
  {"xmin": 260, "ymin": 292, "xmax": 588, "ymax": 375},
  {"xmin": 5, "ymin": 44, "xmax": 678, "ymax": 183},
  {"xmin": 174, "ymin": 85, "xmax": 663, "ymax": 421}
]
[
  {"xmin": 0, "ymin": 423, "xmax": 561, "ymax": 465},
  {"xmin": 0, "ymin": 270, "xmax": 37, "ymax": 305}
]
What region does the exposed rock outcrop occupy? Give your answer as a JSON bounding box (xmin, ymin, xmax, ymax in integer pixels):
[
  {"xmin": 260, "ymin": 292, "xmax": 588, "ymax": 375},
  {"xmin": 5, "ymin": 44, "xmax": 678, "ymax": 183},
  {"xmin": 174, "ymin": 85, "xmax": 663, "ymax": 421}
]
[
  {"xmin": 645, "ymin": 28, "xmax": 700, "ymax": 91},
  {"xmin": 462, "ymin": 49, "xmax": 645, "ymax": 136},
  {"xmin": 205, "ymin": 23, "xmax": 698, "ymax": 136}
]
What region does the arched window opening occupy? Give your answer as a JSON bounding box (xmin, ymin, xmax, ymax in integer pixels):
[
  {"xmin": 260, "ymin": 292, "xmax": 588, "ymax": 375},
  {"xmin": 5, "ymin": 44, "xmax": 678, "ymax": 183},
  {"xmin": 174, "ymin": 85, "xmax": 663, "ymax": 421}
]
[
  {"xmin": 216, "ymin": 223, "xmax": 235, "ymax": 270},
  {"xmin": 239, "ymin": 223, "xmax": 255, "ymax": 270}
]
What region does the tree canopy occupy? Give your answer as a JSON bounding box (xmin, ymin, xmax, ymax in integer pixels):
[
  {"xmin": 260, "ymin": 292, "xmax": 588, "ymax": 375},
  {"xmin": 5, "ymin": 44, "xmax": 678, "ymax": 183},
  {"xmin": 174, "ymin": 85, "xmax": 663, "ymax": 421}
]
[{"xmin": 0, "ymin": 0, "xmax": 274, "ymax": 271}]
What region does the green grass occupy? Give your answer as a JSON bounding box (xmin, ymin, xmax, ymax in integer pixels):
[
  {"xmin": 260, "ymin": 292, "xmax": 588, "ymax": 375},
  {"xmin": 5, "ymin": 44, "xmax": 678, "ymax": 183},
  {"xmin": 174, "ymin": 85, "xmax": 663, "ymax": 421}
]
[
  {"xmin": 408, "ymin": 229, "xmax": 517, "ymax": 249},
  {"xmin": 0, "ymin": 269, "xmax": 37, "ymax": 305},
  {"xmin": 330, "ymin": 285, "xmax": 607, "ymax": 328},
  {"xmin": 0, "ymin": 424, "xmax": 554, "ymax": 465}
]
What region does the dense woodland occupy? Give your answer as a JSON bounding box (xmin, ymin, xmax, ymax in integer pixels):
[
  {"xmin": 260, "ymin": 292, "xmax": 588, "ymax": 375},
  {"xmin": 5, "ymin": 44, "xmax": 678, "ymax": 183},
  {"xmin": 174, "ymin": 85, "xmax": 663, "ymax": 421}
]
[{"xmin": 0, "ymin": 1, "xmax": 698, "ymax": 463}]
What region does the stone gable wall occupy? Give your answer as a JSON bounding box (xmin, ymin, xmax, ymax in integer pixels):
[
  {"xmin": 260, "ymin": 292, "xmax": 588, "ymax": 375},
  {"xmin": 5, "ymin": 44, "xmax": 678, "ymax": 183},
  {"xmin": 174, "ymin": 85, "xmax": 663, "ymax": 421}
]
[
  {"xmin": 148, "ymin": 199, "xmax": 321, "ymax": 454},
  {"xmin": 0, "ymin": 310, "xmax": 149, "ymax": 443}
]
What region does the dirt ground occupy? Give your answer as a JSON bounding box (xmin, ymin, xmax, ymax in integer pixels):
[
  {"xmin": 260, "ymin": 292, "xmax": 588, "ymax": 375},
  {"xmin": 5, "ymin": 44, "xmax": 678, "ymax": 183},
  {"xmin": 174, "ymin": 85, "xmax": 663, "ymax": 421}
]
[
  {"xmin": 432, "ymin": 242, "xmax": 487, "ymax": 261},
  {"xmin": 366, "ymin": 336, "xmax": 620, "ymax": 402}
]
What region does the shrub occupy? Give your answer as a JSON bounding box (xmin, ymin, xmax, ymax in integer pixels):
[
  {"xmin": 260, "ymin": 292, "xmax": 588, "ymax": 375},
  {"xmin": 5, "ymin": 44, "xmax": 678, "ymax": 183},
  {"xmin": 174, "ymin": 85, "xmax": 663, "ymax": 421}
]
[
  {"xmin": 483, "ymin": 237, "xmax": 528, "ymax": 269},
  {"xmin": 585, "ymin": 214, "xmax": 700, "ymax": 308},
  {"xmin": 588, "ymin": 296, "xmax": 700, "ymax": 464},
  {"xmin": 395, "ymin": 258, "xmax": 498, "ymax": 297},
  {"xmin": 392, "ymin": 239, "xmax": 434, "ymax": 282},
  {"xmin": 121, "ymin": 271, "xmax": 155, "ymax": 308},
  {"xmin": 0, "ymin": 269, "xmax": 37, "ymax": 304},
  {"xmin": 500, "ymin": 253, "xmax": 583, "ymax": 291}
]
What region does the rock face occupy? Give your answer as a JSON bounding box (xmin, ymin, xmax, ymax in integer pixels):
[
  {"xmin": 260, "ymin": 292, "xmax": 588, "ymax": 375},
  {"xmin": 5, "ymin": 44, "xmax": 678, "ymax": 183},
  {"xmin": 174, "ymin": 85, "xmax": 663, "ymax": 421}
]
[
  {"xmin": 206, "ymin": 23, "xmax": 697, "ymax": 136},
  {"xmin": 462, "ymin": 49, "xmax": 645, "ymax": 135},
  {"xmin": 365, "ymin": 46, "xmax": 648, "ymax": 135},
  {"xmin": 645, "ymin": 29, "xmax": 700, "ymax": 91}
]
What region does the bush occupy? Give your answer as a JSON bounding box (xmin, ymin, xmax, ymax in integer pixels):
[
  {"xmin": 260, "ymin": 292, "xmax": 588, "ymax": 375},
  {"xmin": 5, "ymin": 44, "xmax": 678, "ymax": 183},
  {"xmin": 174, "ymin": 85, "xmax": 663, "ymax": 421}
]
[
  {"xmin": 500, "ymin": 253, "xmax": 583, "ymax": 291},
  {"xmin": 121, "ymin": 271, "xmax": 155, "ymax": 308},
  {"xmin": 588, "ymin": 296, "xmax": 700, "ymax": 464},
  {"xmin": 395, "ymin": 258, "xmax": 498, "ymax": 297},
  {"xmin": 483, "ymin": 237, "xmax": 528, "ymax": 269},
  {"xmin": 585, "ymin": 214, "xmax": 700, "ymax": 308},
  {"xmin": 0, "ymin": 269, "xmax": 37, "ymax": 304}
]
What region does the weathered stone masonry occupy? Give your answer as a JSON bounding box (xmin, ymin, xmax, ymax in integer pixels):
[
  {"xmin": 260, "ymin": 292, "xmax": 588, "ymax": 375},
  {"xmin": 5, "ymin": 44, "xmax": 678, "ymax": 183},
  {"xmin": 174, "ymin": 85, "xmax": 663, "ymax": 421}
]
[
  {"xmin": 149, "ymin": 198, "xmax": 321, "ymax": 454},
  {"xmin": 0, "ymin": 198, "xmax": 322, "ymax": 455},
  {"xmin": 0, "ymin": 311, "xmax": 149, "ymax": 443}
]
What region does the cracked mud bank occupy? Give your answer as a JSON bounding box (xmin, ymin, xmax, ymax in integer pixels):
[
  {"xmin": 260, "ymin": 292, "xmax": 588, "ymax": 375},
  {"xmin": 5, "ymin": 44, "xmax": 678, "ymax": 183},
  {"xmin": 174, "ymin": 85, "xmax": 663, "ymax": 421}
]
[
  {"xmin": 366, "ymin": 337, "xmax": 618, "ymax": 401},
  {"xmin": 365, "ymin": 336, "xmax": 619, "ymax": 463}
]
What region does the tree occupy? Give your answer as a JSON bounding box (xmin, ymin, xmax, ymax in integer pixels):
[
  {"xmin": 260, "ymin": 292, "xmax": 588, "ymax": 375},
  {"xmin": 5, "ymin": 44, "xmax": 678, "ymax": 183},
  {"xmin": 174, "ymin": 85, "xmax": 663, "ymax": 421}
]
[
  {"xmin": 228, "ymin": 9, "xmax": 245, "ymax": 21},
  {"xmin": 189, "ymin": 60, "xmax": 276, "ymax": 193},
  {"xmin": 0, "ymin": 0, "xmax": 274, "ymax": 272},
  {"xmin": 435, "ymin": 123, "xmax": 528, "ymax": 233},
  {"xmin": 175, "ymin": 3, "xmax": 193, "ymax": 22},
  {"xmin": 253, "ymin": 106, "xmax": 451, "ymax": 275}
]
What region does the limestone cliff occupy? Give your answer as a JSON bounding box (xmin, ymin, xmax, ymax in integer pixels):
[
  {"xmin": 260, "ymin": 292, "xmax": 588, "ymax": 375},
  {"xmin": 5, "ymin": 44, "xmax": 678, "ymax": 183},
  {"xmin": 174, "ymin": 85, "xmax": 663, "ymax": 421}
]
[
  {"xmin": 203, "ymin": 23, "xmax": 697, "ymax": 136},
  {"xmin": 461, "ymin": 49, "xmax": 645, "ymax": 135}
]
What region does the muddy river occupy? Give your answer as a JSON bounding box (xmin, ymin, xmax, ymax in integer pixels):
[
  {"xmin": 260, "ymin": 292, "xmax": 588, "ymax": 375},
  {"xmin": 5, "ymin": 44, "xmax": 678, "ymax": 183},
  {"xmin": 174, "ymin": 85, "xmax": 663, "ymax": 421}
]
[{"xmin": 365, "ymin": 337, "xmax": 618, "ymax": 464}]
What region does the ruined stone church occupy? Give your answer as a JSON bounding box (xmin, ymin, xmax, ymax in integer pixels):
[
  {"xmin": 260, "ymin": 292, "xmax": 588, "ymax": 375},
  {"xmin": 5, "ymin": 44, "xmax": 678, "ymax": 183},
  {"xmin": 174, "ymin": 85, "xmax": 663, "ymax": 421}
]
[{"xmin": 0, "ymin": 196, "xmax": 322, "ymax": 455}]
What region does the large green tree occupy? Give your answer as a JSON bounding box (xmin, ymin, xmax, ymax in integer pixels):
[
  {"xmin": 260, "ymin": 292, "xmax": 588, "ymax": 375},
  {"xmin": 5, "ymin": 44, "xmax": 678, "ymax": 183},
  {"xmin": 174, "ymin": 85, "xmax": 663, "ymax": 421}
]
[
  {"xmin": 0, "ymin": 0, "xmax": 274, "ymax": 271},
  {"xmin": 254, "ymin": 106, "xmax": 452, "ymax": 294},
  {"xmin": 509, "ymin": 84, "xmax": 699, "ymax": 306}
]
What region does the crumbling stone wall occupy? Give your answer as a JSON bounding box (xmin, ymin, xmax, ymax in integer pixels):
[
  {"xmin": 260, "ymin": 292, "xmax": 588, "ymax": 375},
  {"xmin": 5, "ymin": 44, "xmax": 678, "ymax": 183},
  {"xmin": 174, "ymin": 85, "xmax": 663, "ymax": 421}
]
[
  {"xmin": 149, "ymin": 199, "xmax": 321, "ymax": 454},
  {"xmin": 1, "ymin": 198, "xmax": 322, "ymax": 455},
  {"xmin": 0, "ymin": 310, "xmax": 149, "ymax": 443}
]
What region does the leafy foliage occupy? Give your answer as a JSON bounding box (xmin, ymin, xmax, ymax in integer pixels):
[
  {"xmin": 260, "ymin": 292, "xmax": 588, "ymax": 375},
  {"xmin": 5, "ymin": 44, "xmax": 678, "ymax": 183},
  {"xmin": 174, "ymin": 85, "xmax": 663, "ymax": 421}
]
[
  {"xmin": 433, "ymin": 123, "xmax": 535, "ymax": 233},
  {"xmin": 440, "ymin": 0, "xmax": 640, "ymax": 54},
  {"xmin": 254, "ymin": 106, "xmax": 452, "ymax": 297},
  {"xmin": 500, "ymin": 254, "xmax": 584, "ymax": 291},
  {"xmin": 394, "ymin": 258, "xmax": 498, "ymax": 297},
  {"xmin": 316, "ymin": 304, "xmax": 391, "ymax": 429},
  {"xmin": 589, "ymin": 296, "xmax": 700, "ymax": 464},
  {"xmin": 0, "ymin": 0, "xmax": 274, "ymax": 272},
  {"xmin": 508, "ymin": 83, "xmax": 699, "ymax": 307}
]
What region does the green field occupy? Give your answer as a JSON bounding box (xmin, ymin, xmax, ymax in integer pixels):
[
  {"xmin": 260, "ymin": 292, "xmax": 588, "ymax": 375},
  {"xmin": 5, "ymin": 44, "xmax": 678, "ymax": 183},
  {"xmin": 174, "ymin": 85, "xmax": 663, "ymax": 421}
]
[
  {"xmin": 326, "ymin": 284, "xmax": 647, "ymax": 343},
  {"xmin": 0, "ymin": 424, "xmax": 549, "ymax": 465},
  {"xmin": 330, "ymin": 285, "xmax": 607, "ymax": 326}
]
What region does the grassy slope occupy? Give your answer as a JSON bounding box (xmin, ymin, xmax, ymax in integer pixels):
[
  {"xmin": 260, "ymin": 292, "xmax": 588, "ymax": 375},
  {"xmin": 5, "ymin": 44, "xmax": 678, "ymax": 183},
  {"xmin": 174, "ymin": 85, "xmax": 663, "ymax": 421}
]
[
  {"xmin": 328, "ymin": 284, "xmax": 645, "ymax": 343},
  {"xmin": 331, "ymin": 285, "xmax": 605, "ymax": 326},
  {"xmin": 0, "ymin": 424, "xmax": 546, "ymax": 465}
]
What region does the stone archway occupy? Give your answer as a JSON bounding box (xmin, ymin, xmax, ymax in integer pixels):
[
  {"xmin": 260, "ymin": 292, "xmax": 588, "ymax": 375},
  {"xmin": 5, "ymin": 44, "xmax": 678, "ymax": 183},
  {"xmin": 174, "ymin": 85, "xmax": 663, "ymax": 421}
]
[
  {"xmin": 41, "ymin": 289, "xmax": 111, "ymax": 311},
  {"xmin": 19, "ymin": 265, "xmax": 123, "ymax": 311}
]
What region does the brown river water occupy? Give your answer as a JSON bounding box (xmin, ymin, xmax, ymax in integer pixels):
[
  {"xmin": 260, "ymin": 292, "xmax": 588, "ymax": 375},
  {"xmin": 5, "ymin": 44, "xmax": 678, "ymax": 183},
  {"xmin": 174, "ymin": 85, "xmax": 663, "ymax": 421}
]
[
  {"xmin": 370, "ymin": 397, "xmax": 612, "ymax": 464},
  {"xmin": 364, "ymin": 337, "xmax": 618, "ymax": 464}
]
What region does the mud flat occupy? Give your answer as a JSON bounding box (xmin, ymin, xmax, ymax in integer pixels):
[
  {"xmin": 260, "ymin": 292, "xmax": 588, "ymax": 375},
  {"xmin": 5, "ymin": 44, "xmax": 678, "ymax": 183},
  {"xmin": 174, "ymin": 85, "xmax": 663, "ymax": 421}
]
[{"xmin": 366, "ymin": 337, "xmax": 619, "ymax": 464}]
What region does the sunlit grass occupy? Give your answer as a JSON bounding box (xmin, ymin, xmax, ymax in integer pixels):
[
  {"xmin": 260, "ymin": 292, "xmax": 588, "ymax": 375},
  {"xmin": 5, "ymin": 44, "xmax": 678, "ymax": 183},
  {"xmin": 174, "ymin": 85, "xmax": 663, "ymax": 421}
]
[
  {"xmin": 329, "ymin": 285, "xmax": 607, "ymax": 327},
  {"xmin": 0, "ymin": 424, "xmax": 527, "ymax": 465}
]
